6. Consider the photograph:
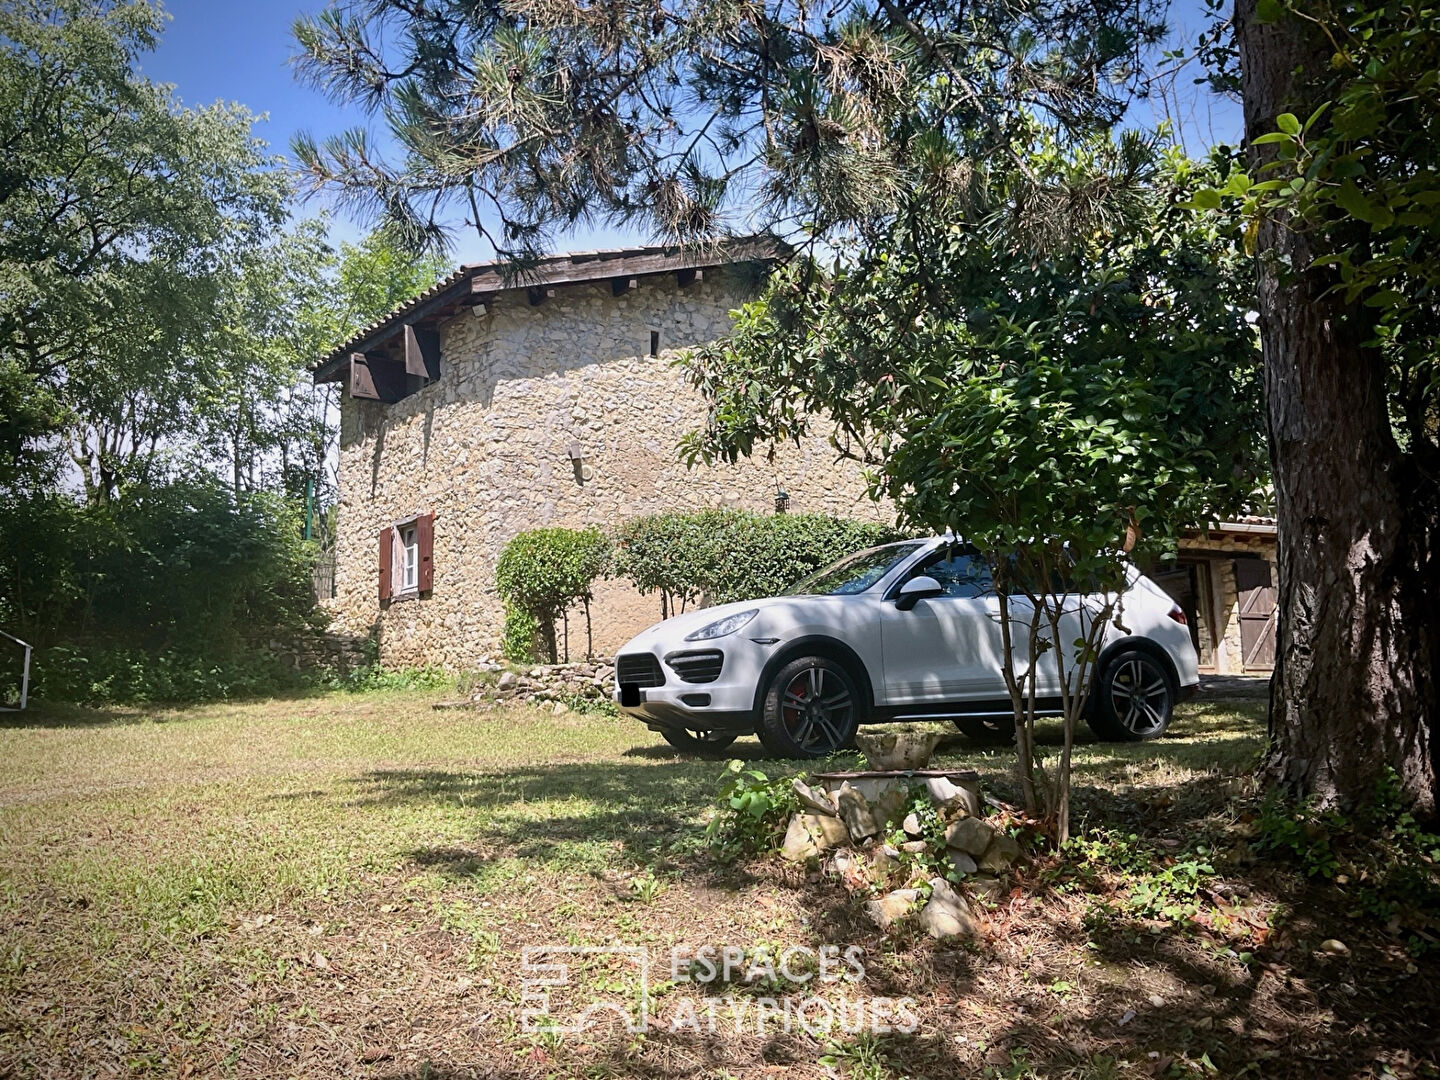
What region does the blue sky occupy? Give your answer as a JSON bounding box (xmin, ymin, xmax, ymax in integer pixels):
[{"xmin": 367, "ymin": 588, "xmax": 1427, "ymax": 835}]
[{"xmin": 137, "ymin": 0, "xmax": 1243, "ymax": 264}]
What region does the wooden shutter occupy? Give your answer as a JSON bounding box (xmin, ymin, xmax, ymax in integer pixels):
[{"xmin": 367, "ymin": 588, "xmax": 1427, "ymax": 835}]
[
  {"xmin": 378, "ymin": 527, "xmax": 393, "ymax": 603},
  {"xmin": 403, "ymin": 325, "xmax": 442, "ymax": 380},
  {"xmin": 416, "ymin": 513, "xmax": 434, "ymax": 593}
]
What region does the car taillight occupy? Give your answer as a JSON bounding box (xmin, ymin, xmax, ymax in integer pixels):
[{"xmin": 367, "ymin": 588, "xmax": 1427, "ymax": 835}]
[{"xmin": 1167, "ymin": 605, "xmax": 1188, "ymax": 625}]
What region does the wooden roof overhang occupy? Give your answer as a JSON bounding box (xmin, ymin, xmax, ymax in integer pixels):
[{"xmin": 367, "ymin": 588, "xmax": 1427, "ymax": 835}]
[{"xmin": 311, "ymin": 237, "xmax": 785, "ymax": 398}]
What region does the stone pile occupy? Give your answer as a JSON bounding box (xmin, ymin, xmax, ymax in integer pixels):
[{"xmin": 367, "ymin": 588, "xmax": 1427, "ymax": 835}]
[
  {"xmin": 780, "ymin": 735, "xmax": 1022, "ymax": 939},
  {"xmin": 439, "ymin": 657, "xmax": 617, "ymax": 713}
]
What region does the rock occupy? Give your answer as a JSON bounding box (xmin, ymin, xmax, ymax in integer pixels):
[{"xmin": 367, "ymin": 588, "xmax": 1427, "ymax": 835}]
[
  {"xmin": 781, "ymin": 816, "xmax": 818, "ymax": 861},
  {"xmin": 968, "ymin": 875, "xmax": 1005, "ymax": 904},
  {"xmin": 864, "ymin": 888, "xmax": 921, "ymax": 930},
  {"xmin": 792, "ymin": 778, "xmax": 838, "ymax": 816},
  {"xmin": 496, "ymin": 671, "xmax": 518, "ymax": 691},
  {"xmin": 552, "ymin": 701, "xmax": 570, "ymax": 714},
  {"xmin": 919, "ymin": 878, "xmax": 977, "ymax": 939},
  {"xmin": 871, "ymin": 785, "xmax": 912, "ymax": 831},
  {"xmin": 900, "ymin": 840, "xmax": 928, "ymax": 854},
  {"xmin": 948, "ymin": 850, "xmax": 978, "ymax": 877},
  {"xmin": 869, "ymin": 848, "xmax": 900, "ymax": 885},
  {"xmin": 854, "ymin": 731, "xmax": 943, "ymax": 771},
  {"xmin": 902, "ymin": 812, "xmax": 924, "ymax": 838},
  {"xmin": 1320, "ymin": 938, "xmax": 1351, "ymax": 957},
  {"xmin": 945, "ymin": 817, "xmax": 996, "ymax": 857},
  {"xmin": 781, "ymin": 813, "xmax": 851, "ymax": 861},
  {"xmin": 925, "ymin": 776, "xmax": 982, "ymax": 817},
  {"xmin": 977, "ymin": 832, "xmax": 1022, "ymax": 874},
  {"xmin": 825, "ymin": 776, "xmax": 906, "ymax": 805},
  {"xmin": 835, "ymin": 783, "xmax": 880, "ymax": 843}
]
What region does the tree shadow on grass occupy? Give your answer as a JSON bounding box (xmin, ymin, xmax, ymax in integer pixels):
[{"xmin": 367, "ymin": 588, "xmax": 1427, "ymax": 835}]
[{"xmin": 0, "ymin": 685, "xmax": 345, "ymax": 730}]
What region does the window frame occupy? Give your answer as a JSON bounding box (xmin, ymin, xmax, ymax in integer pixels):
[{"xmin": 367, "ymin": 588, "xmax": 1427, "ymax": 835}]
[{"xmin": 398, "ymin": 524, "xmax": 419, "ymax": 593}]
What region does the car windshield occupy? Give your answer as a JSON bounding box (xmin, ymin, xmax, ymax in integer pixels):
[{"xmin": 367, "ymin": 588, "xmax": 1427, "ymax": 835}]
[{"xmin": 786, "ymin": 542, "xmax": 927, "ymax": 596}]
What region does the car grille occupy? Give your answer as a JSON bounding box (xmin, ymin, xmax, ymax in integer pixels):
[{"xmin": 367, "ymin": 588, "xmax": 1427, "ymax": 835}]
[
  {"xmin": 616, "ymin": 653, "xmax": 665, "ymax": 687},
  {"xmin": 664, "ymin": 650, "xmax": 725, "ymax": 684}
]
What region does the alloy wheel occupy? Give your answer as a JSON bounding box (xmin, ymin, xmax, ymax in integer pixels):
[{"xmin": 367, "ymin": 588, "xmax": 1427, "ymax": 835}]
[
  {"xmin": 780, "ymin": 664, "xmax": 855, "ymax": 753},
  {"xmin": 1109, "ymin": 656, "xmax": 1170, "ymax": 736}
]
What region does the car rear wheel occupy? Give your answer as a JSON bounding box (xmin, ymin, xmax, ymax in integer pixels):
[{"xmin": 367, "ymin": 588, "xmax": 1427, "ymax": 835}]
[
  {"xmin": 757, "ymin": 656, "xmax": 861, "ymax": 759},
  {"xmin": 953, "ymin": 715, "xmax": 1015, "ymax": 744},
  {"xmin": 659, "ymin": 727, "xmax": 738, "ymax": 755},
  {"xmin": 1087, "ymin": 649, "xmax": 1176, "ymax": 742}
]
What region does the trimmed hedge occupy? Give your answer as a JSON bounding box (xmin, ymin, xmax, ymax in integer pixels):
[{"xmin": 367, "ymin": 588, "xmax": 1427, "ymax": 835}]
[
  {"xmin": 494, "ymin": 527, "xmax": 612, "ymax": 662},
  {"xmin": 612, "ymin": 510, "xmax": 901, "ymax": 616}
]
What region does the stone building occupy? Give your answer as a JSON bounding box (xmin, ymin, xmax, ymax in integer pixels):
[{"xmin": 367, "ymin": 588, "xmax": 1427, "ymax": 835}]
[
  {"xmin": 313, "ymin": 239, "xmax": 886, "ymax": 668},
  {"xmin": 314, "ymin": 238, "xmax": 1277, "ymax": 676}
]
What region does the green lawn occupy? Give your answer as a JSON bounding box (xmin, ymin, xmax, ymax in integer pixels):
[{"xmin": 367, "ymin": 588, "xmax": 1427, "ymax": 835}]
[{"xmin": 0, "ymin": 692, "xmax": 1432, "ymax": 1079}]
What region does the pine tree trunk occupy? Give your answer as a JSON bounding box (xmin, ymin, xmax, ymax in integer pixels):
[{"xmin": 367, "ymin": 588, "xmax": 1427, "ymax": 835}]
[{"xmin": 1237, "ymin": 0, "xmax": 1440, "ymax": 814}]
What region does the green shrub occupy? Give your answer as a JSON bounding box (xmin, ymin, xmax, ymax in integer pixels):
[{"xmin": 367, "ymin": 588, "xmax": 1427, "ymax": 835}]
[
  {"xmin": 705, "ymin": 760, "xmax": 803, "ymax": 861},
  {"xmin": 494, "ymin": 527, "xmax": 612, "ymax": 662},
  {"xmin": 1, "ymin": 481, "xmax": 324, "ymax": 704},
  {"xmin": 499, "ymin": 607, "xmax": 542, "ymax": 664},
  {"xmin": 31, "ymin": 644, "xmax": 309, "ymax": 705},
  {"xmin": 613, "ymin": 510, "xmax": 900, "ymax": 616},
  {"xmin": 331, "ymin": 665, "xmax": 453, "ymax": 693}
]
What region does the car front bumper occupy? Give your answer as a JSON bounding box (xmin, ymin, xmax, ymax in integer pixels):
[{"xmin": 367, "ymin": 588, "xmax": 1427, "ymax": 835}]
[{"xmin": 613, "ymin": 640, "xmax": 770, "ymax": 734}]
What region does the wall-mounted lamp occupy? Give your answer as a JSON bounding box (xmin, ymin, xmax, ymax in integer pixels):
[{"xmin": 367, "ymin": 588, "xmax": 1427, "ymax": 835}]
[
  {"xmin": 774, "ymin": 485, "xmax": 790, "ymax": 514},
  {"xmin": 568, "ymin": 442, "xmax": 594, "ymax": 483}
]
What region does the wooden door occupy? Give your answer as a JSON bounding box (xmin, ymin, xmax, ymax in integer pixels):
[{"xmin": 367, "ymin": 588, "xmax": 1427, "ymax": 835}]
[{"xmin": 1235, "ymin": 559, "xmax": 1277, "ymax": 670}]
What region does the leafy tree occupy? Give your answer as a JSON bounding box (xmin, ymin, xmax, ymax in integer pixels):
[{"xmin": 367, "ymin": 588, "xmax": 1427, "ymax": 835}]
[
  {"xmin": 291, "ymin": 0, "xmax": 1167, "ymax": 256},
  {"xmin": 1183, "ymin": 0, "xmax": 1440, "ymax": 813},
  {"xmin": 0, "ymin": 0, "xmax": 288, "ymax": 498},
  {"xmin": 681, "ymin": 135, "xmax": 1264, "ymax": 839},
  {"xmin": 0, "ymin": 480, "xmax": 319, "ymax": 703},
  {"xmin": 495, "ymin": 527, "xmax": 613, "ymax": 662},
  {"xmin": 187, "ymin": 226, "xmax": 447, "ymax": 516}
]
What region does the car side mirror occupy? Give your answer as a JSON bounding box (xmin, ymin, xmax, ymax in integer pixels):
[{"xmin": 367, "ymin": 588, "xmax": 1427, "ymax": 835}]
[{"xmin": 895, "ymin": 575, "xmax": 944, "ymax": 611}]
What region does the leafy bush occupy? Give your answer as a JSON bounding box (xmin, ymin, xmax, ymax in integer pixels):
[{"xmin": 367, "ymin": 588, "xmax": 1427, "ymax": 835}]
[
  {"xmin": 31, "ymin": 645, "xmax": 309, "ymax": 705},
  {"xmin": 613, "ymin": 510, "xmax": 900, "ymax": 616},
  {"xmin": 499, "ymin": 607, "xmax": 542, "ymax": 665},
  {"xmin": 494, "ymin": 527, "xmax": 611, "ymax": 662},
  {"xmin": 705, "ymin": 760, "xmax": 802, "ymax": 861},
  {"xmin": 0, "ymin": 482, "xmax": 323, "ymax": 704},
  {"xmin": 1256, "ymin": 772, "xmax": 1440, "ymax": 951},
  {"xmin": 330, "ymin": 665, "xmax": 454, "ymax": 693}
]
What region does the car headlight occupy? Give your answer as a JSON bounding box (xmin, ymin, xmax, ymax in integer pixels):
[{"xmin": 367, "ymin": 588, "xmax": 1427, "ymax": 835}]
[{"xmin": 684, "ymin": 609, "xmax": 759, "ymax": 641}]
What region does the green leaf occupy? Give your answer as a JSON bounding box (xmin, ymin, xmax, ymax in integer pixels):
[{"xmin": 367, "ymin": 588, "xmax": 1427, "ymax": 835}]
[
  {"xmin": 1251, "ymin": 131, "xmax": 1294, "ymax": 147},
  {"xmin": 1335, "ymin": 179, "xmax": 1395, "ymax": 227},
  {"xmin": 1276, "ymin": 112, "xmax": 1301, "ymax": 136},
  {"xmin": 1187, "ymin": 188, "xmax": 1222, "ymax": 211}
]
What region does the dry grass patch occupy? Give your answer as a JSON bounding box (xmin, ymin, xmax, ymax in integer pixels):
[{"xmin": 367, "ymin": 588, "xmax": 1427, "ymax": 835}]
[{"xmin": 0, "ymin": 691, "xmax": 1435, "ymax": 1079}]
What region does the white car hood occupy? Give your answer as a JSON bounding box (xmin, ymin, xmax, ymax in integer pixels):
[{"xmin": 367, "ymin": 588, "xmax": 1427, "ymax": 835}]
[{"xmin": 624, "ymin": 594, "xmax": 847, "ymax": 648}]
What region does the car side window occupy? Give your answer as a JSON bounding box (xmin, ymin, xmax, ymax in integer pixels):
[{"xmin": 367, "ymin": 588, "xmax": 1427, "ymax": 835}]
[{"xmin": 914, "ymin": 546, "xmax": 995, "ymax": 598}]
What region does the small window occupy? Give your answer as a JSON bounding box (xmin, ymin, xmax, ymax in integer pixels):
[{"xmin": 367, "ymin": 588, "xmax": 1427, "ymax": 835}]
[
  {"xmin": 649, "ymin": 329, "xmax": 661, "ymax": 357},
  {"xmin": 399, "ymin": 525, "xmax": 419, "ymax": 592}
]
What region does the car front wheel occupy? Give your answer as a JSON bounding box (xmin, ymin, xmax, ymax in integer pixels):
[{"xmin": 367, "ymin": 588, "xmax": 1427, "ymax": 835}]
[
  {"xmin": 1087, "ymin": 649, "xmax": 1176, "ymax": 742},
  {"xmin": 659, "ymin": 727, "xmax": 738, "ymax": 755},
  {"xmin": 757, "ymin": 656, "xmax": 861, "ymax": 759}
]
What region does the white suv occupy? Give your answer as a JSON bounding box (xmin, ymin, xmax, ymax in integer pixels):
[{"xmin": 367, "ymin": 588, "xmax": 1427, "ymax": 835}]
[{"xmin": 613, "ymin": 538, "xmax": 1199, "ymax": 757}]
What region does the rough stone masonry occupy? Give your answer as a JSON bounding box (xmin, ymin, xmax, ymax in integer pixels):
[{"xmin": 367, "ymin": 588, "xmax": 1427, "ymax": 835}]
[{"xmin": 325, "ymin": 250, "xmax": 887, "ymax": 670}]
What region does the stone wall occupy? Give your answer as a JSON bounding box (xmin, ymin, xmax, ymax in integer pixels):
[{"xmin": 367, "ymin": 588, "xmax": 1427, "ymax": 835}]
[{"xmin": 328, "ymin": 267, "xmax": 887, "ymax": 668}]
